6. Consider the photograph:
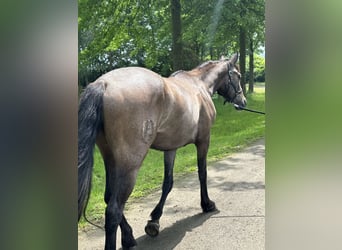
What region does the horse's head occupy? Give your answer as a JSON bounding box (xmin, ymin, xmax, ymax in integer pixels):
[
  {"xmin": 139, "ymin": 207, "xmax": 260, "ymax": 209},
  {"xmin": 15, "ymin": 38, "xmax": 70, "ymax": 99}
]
[{"xmin": 217, "ymin": 53, "xmax": 247, "ymax": 108}]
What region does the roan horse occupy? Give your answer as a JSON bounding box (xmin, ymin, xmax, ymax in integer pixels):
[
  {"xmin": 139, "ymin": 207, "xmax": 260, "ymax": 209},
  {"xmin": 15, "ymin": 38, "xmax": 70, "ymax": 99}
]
[{"xmin": 78, "ymin": 53, "xmax": 247, "ymax": 249}]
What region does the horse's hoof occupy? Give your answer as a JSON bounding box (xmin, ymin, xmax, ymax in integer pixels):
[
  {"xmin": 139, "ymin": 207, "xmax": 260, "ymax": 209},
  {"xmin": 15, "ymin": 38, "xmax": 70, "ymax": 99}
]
[
  {"xmin": 145, "ymin": 220, "xmax": 160, "ymax": 237},
  {"xmin": 122, "ymin": 246, "xmax": 136, "ymax": 250},
  {"xmin": 202, "ymin": 200, "xmax": 217, "ymax": 213},
  {"xmin": 122, "ymin": 239, "xmax": 137, "ymax": 250}
]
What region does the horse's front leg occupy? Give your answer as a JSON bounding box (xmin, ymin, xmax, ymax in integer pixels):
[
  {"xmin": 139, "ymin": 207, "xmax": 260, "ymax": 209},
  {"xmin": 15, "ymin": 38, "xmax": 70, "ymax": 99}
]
[{"xmin": 196, "ymin": 141, "xmax": 217, "ymax": 213}]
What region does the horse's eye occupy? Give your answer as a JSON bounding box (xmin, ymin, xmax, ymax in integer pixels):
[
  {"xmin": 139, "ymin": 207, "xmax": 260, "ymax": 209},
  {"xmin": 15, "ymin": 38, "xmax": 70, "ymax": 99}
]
[{"xmin": 229, "ymin": 71, "xmax": 233, "ymax": 76}]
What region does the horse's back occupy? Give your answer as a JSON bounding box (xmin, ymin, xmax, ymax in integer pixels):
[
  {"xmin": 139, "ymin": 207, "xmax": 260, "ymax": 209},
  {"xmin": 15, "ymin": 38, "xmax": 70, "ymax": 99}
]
[
  {"xmin": 100, "ymin": 67, "xmax": 164, "ymax": 97},
  {"xmin": 99, "ymin": 67, "xmax": 165, "ymax": 107}
]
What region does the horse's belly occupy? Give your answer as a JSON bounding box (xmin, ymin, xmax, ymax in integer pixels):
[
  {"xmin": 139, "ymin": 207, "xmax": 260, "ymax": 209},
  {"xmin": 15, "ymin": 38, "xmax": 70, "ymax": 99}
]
[{"xmin": 151, "ymin": 126, "xmax": 197, "ymax": 151}]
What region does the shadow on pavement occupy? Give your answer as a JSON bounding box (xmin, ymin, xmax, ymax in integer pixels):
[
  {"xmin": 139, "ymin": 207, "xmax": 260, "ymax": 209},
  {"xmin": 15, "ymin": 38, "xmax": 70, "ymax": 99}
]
[{"xmin": 122, "ymin": 210, "xmax": 219, "ymax": 250}]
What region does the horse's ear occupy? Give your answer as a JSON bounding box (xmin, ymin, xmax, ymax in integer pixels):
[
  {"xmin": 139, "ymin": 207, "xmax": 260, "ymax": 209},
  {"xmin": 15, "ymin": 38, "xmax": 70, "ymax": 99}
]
[
  {"xmin": 220, "ymin": 55, "xmax": 226, "ymax": 60},
  {"xmin": 229, "ymin": 53, "xmax": 239, "ymax": 65}
]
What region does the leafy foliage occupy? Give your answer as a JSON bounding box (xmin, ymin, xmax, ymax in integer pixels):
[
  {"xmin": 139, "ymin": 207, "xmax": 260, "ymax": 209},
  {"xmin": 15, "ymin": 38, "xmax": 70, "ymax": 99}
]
[
  {"xmin": 246, "ymin": 53, "xmax": 265, "ymax": 82},
  {"xmin": 78, "ymin": 0, "xmax": 265, "ymax": 87}
]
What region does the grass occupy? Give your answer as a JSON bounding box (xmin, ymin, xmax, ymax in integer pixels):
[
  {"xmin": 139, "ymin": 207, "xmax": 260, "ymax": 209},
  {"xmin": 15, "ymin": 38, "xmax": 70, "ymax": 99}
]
[{"xmin": 79, "ymin": 87, "xmax": 265, "ymax": 228}]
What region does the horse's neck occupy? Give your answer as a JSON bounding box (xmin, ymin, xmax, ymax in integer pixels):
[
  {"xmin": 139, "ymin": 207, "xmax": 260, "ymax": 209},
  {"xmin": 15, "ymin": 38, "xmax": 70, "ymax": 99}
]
[{"xmin": 199, "ymin": 63, "xmax": 227, "ymax": 96}]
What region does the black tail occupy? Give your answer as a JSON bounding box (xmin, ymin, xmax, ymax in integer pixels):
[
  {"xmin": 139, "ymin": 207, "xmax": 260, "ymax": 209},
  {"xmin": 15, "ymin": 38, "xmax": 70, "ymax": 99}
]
[{"xmin": 78, "ymin": 81, "xmax": 105, "ymax": 221}]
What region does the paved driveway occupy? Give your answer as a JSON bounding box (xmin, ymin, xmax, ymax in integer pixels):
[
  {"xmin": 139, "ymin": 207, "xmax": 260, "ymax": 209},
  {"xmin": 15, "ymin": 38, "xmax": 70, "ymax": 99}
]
[{"xmin": 78, "ymin": 138, "xmax": 265, "ymax": 250}]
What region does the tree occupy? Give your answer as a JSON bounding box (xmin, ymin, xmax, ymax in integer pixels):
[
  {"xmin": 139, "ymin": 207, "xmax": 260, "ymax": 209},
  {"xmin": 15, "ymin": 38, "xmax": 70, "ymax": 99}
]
[
  {"xmin": 78, "ymin": 0, "xmax": 173, "ymax": 87},
  {"xmin": 171, "ymin": 0, "xmax": 183, "ymax": 71},
  {"xmin": 239, "ymin": 26, "xmax": 247, "ymax": 94},
  {"xmin": 248, "ymin": 39, "xmax": 255, "ymax": 93},
  {"xmin": 78, "ymin": 0, "xmax": 265, "ymax": 89},
  {"xmin": 241, "ymin": 0, "xmax": 265, "ymax": 93}
]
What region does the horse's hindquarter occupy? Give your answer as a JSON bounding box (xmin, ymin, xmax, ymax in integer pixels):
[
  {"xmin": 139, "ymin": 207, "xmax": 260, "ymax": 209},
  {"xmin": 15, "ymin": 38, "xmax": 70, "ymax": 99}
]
[{"xmin": 100, "ymin": 67, "xmax": 165, "ymax": 163}]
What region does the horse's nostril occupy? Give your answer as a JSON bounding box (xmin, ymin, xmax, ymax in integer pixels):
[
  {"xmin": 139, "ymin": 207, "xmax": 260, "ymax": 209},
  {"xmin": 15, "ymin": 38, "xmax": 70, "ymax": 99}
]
[{"xmin": 242, "ymin": 99, "xmax": 247, "ymax": 107}]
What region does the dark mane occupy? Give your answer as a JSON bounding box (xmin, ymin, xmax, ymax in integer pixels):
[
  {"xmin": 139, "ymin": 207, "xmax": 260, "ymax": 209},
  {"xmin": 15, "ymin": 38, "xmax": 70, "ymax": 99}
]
[
  {"xmin": 197, "ymin": 60, "xmax": 240, "ymax": 71},
  {"xmin": 172, "ymin": 59, "xmax": 237, "ymax": 77},
  {"xmin": 196, "ymin": 60, "xmax": 220, "ymax": 70},
  {"xmin": 170, "ymin": 70, "xmax": 185, "ymax": 77},
  {"xmin": 185, "ymin": 60, "xmax": 221, "ymax": 77}
]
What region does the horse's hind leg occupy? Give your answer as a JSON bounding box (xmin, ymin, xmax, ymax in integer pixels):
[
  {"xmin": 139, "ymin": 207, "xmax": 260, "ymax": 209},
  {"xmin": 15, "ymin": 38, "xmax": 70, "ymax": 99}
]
[
  {"xmin": 104, "ymin": 198, "xmax": 136, "ymax": 249},
  {"xmin": 105, "ymin": 167, "xmax": 136, "ymax": 248},
  {"xmin": 145, "ymin": 150, "xmax": 176, "ymax": 237},
  {"xmin": 120, "ymin": 214, "xmax": 137, "ymax": 249},
  {"xmin": 104, "ymin": 168, "xmax": 139, "ymax": 250},
  {"xmin": 104, "ymin": 202, "xmax": 136, "ymax": 250},
  {"xmin": 196, "ymin": 141, "xmax": 217, "ymax": 212},
  {"xmin": 104, "ymin": 169, "xmax": 137, "ymax": 248},
  {"xmin": 98, "ymin": 139, "xmax": 139, "ymax": 249},
  {"xmin": 104, "ymin": 196, "xmax": 120, "ymax": 250}
]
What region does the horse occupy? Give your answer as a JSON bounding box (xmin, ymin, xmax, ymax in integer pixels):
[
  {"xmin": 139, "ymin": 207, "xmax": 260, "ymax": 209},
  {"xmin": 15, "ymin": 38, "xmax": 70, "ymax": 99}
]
[{"xmin": 78, "ymin": 53, "xmax": 247, "ymax": 249}]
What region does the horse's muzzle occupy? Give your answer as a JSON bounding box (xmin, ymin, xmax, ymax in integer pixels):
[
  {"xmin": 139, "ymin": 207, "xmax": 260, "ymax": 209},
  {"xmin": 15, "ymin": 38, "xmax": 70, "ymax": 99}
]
[
  {"xmin": 241, "ymin": 98, "xmax": 247, "ymax": 107},
  {"xmin": 235, "ymin": 95, "xmax": 247, "ymax": 108}
]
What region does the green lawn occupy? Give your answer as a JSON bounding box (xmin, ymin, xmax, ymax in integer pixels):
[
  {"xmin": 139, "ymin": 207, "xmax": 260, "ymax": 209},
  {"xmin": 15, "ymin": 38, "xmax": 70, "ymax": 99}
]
[{"xmin": 80, "ymin": 88, "xmax": 265, "ymax": 227}]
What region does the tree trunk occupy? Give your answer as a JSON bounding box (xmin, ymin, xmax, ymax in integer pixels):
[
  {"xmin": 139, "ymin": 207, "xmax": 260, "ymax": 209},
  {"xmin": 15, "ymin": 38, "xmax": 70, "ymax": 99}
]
[
  {"xmin": 239, "ymin": 26, "xmax": 246, "ymax": 95},
  {"xmin": 171, "ymin": 0, "xmax": 182, "ymax": 71},
  {"xmin": 248, "ymin": 39, "xmax": 254, "ymax": 93}
]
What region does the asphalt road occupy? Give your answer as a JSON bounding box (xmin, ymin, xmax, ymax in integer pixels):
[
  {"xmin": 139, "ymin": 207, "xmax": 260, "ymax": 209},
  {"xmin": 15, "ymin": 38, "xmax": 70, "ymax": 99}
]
[{"xmin": 78, "ymin": 138, "xmax": 265, "ymax": 250}]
